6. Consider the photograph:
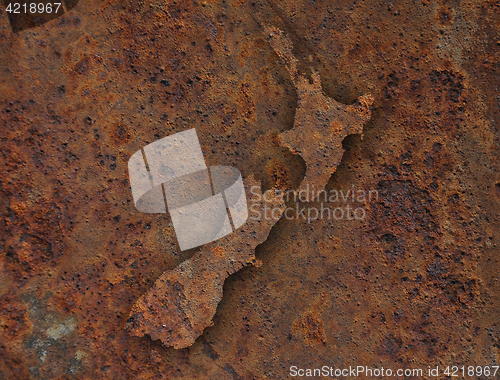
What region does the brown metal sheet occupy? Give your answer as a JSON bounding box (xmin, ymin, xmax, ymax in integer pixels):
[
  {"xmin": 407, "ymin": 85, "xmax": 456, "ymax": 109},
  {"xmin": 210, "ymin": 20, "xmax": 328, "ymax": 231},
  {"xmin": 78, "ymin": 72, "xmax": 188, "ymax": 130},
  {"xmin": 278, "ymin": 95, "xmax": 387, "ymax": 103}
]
[{"xmin": 1, "ymin": 0, "xmax": 499, "ymax": 378}]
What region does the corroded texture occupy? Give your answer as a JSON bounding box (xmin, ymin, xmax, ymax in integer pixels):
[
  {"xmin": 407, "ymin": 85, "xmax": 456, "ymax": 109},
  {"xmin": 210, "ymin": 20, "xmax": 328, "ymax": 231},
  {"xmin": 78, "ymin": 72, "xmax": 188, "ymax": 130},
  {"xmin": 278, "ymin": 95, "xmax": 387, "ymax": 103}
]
[
  {"xmin": 127, "ymin": 176, "xmax": 285, "ymax": 349},
  {"xmin": 266, "ymin": 26, "xmax": 374, "ymax": 199},
  {"xmin": 1, "ymin": 0, "xmax": 500, "ymax": 379}
]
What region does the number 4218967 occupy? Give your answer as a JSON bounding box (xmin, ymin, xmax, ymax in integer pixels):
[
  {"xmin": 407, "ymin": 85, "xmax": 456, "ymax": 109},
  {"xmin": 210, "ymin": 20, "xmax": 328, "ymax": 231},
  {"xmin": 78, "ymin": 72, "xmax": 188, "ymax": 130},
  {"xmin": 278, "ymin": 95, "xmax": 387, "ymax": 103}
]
[
  {"xmin": 6, "ymin": 3, "xmax": 62, "ymax": 13},
  {"xmin": 444, "ymin": 366, "xmax": 499, "ymax": 377}
]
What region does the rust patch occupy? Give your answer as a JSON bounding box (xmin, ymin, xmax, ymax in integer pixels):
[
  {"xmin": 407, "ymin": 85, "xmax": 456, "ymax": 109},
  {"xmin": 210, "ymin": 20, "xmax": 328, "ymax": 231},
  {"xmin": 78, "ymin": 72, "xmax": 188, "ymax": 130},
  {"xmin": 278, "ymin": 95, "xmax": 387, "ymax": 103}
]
[
  {"xmin": 265, "ymin": 158, "xmax": 293, "ymax": 191},
  {"xmin": 437, "ymin": 6, "xmax": 453, "ymax": 25},
  {"xmin": 292, "ymin": 292, "xmax": 329, "ymax": 346},
  {"xmin": 0, "ymin": 294, "xmax": 29, "ymax": 342},
  {"xmin": 294, "ymin": 312, "xmax": 326, "ymax": 346}
]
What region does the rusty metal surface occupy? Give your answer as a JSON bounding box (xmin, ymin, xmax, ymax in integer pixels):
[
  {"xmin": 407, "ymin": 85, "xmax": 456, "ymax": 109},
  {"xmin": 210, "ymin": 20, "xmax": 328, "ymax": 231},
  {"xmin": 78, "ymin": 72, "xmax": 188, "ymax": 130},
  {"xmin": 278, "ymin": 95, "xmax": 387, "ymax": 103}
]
[{"xmin": 0, "ymin": 0, "xmax": 499, "ymax": 379}]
